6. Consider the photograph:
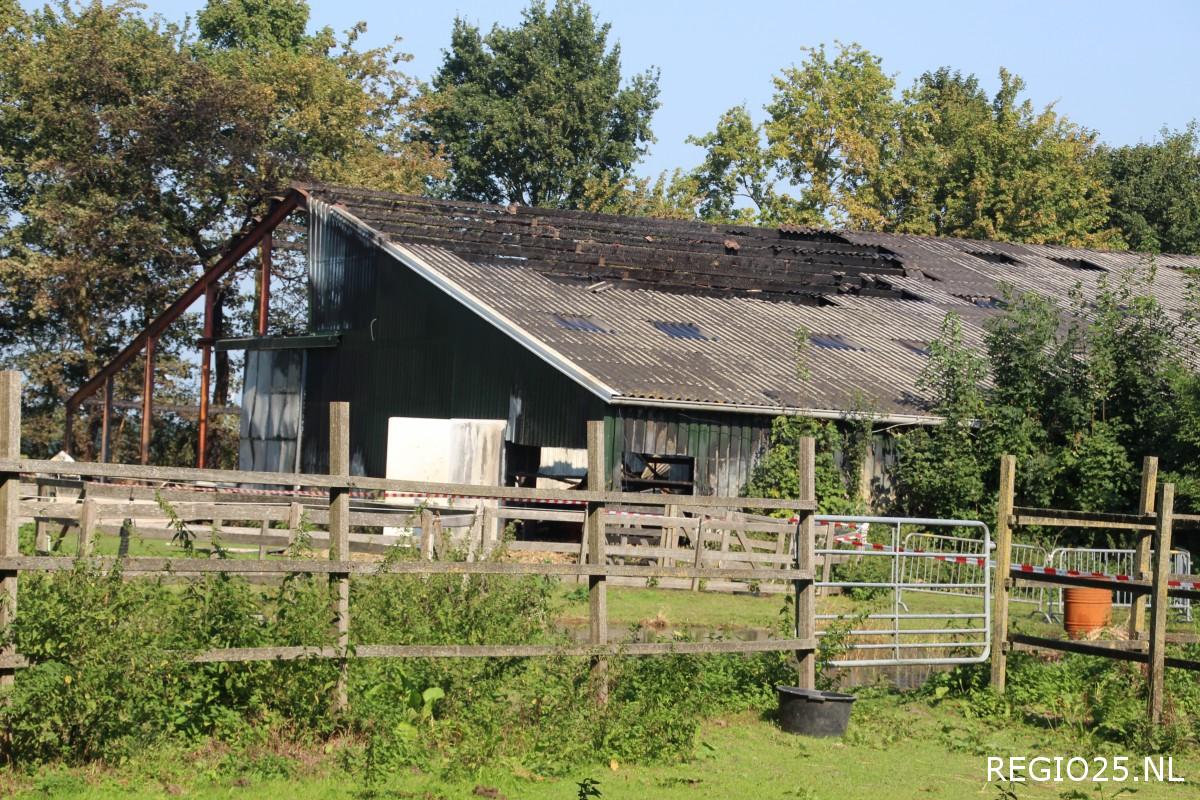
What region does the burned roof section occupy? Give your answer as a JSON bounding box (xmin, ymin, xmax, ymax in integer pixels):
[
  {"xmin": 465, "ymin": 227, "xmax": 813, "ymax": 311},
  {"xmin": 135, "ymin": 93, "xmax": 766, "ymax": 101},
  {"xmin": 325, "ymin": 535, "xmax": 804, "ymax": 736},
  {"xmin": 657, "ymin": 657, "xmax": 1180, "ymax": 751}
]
[{"xmin": 304, "ymin": 184, "xmax": 908, "ymax": 302}]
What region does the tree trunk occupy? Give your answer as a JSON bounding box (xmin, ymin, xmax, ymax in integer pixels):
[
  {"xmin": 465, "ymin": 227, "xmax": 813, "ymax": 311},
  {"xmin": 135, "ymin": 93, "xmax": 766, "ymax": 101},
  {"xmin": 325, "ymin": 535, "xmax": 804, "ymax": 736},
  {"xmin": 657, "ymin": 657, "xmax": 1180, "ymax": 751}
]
[{"xmin": 213, "ymin": 285, "xmax": 230, "ymax": 407}]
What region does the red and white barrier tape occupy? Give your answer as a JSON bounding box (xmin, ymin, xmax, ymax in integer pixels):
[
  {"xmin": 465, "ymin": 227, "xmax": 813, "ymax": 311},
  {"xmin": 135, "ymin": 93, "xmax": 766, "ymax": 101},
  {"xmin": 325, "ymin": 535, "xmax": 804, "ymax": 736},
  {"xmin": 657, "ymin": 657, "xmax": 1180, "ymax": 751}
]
[
  {"xmin": 1014, "ymin": 563, "xmax": 1200, "ymax": 592},
  {"xmin": 847, "ymin": 540, "xmax": 987, "ymax": 566}
]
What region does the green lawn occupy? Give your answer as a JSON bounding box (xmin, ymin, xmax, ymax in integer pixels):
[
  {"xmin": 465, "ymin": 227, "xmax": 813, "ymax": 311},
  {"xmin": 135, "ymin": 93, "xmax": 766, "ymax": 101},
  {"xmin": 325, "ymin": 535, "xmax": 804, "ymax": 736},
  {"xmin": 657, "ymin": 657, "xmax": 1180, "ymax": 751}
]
[
  {"xmin": 25, "ymin": 522, "xmax": 284, "ymax": 560},
  {"xmin": 6, "ymin": 694, "xmax": 1196, "ymax": 799},
  {"xmin": 558, "ymin": 583, "xmax": 1197, "ymax": 639}
]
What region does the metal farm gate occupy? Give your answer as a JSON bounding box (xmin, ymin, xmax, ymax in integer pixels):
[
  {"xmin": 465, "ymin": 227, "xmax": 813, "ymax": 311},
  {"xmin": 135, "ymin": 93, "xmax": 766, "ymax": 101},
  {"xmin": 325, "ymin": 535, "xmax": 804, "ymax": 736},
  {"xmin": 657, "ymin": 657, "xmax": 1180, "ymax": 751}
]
[{"xmin": 813, "ymin": 515, "xmax": 991, "ymax": 668}]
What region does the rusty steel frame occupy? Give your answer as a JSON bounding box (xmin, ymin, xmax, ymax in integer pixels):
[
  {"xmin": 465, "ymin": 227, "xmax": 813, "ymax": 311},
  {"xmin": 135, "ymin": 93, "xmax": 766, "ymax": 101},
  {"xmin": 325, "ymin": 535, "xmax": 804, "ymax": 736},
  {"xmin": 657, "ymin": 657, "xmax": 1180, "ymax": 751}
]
[
  {"xmin": 99, "ymin": 378, "xmax": 113, "ymax": 463},
  {"xmin": 64, "ymin": 189, "xmax": 305, "ymax": 464},
  {"xmin": 139, "ymin": 335, "xmax": 156, "ymax": 464},
  {"xmin": 257, "ymin": 232, "xmax": 272, "ymax": 337}
]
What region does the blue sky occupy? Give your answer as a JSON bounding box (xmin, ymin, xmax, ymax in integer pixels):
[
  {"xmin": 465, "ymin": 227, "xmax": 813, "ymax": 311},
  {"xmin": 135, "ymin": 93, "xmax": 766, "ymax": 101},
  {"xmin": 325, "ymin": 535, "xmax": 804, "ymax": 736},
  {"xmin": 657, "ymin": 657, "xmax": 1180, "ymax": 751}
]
[{"xmin": 127, "ymin": 1, "xmax": 1200, "ymax": 176}]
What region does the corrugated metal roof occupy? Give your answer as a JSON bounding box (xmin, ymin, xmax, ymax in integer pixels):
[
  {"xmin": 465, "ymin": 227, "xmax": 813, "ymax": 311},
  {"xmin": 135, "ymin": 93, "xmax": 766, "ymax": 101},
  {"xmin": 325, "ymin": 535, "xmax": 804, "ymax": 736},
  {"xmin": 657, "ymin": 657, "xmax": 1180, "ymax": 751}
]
[
  {"xmin": 302, "ymin": 185, "xmax": 1200, "ymax": 422},
  {"xmin": 395, "ymin": 243, "xmax": 981, "ymax": 419}
]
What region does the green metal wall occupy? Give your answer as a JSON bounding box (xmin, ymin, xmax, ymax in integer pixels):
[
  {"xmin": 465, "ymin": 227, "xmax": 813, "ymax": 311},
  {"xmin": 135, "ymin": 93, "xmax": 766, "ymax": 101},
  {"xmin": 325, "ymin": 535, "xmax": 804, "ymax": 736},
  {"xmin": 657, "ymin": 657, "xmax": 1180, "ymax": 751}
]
[
  {"xmin": 604, "ymin": 407, "xmax": 772, "ymax": 496},
  {"xmin": 302, "ymin": 219, "xmax": 606, "ymax": 476}
]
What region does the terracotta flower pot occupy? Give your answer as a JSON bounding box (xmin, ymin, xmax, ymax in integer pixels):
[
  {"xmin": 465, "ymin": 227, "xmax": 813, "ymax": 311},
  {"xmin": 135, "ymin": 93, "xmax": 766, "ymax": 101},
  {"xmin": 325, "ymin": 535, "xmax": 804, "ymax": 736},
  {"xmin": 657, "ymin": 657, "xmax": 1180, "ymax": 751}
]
[{"xmin": 1063, "ymin": 587, "xmax": 1113, "ymax": 639}]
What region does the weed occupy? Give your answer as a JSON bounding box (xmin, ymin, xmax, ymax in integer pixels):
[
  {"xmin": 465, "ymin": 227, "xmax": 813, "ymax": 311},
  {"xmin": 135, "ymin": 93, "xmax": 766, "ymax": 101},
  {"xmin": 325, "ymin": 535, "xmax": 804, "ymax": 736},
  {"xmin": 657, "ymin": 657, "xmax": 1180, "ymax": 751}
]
[
  {"xmin": 783, "ymin": 789, "xmax": 819, "ymax": 799},
  {"xmin": 1058, "ymin": 786, "xmax": 1136, "ymax": 799},
  {"xmin": 812, "ymin": 609, "xmax": 868, "ymax": 690},
  {"xmin": 993, "ymin": 780, "xmax": 1022, "ymax": 800},
  {"xmin": 286, "ymin": 511, "xmax": 316, "ymax": 559},
  {"xmin": 576, "ymin": 777, "xmax": 602, "ymax": 798},
  {"xmin": 155, "ymin": 493, "xmax": 195, "ymax": 553}
]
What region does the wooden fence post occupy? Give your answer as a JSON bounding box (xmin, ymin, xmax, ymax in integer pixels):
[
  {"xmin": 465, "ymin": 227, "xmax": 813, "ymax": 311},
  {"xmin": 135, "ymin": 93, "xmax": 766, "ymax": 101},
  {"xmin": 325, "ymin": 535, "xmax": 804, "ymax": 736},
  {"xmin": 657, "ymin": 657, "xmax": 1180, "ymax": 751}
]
[
  {"xmin": 287, "ymin": 502, "xmax": 303, "ymax": 546},
  {"xmin": 576, "ymin": 507, "xmax": 589, "ymax": 586},
  {"xmin": 1148, "ymin": 482, "xmax": 1174, "ymax": 726},
  {"xmin": 990, "ymin": 454, "xmax": 1016, "ymax": 694},
  {"xmin": 484, "ymin": 498, "xmax": 502, "ymax": 555},
  {"xmin": 328, "ymin": 402, "xmax": 351, "ymax": 714},
  {"xmin": 117, "ymin": 517, "xmax": 132, "ymax": 558},
  {"xmin": 34, "ymin": 479, "xmax": 50, "ymax": 555},
  {"xmin": 420, "ymin": 508, "xmax": 435, "ymax": 560},
  {"xmin": 1129, "ymin": 456, "xmax": 1159, "ymax": 640},
  {"xmin": 433, "ymin": 513, "xmax": 445, "ymax": 558},
  {"xmin": 78, "ymin": 499, "xmax": 98, "ymax": 557},
  {"xmin": 258, "ymin": 520, "xmax": 269, "ymax": 559},
  {"xmin": 691, "ymin": 520, "xmax": 706, "ymax": 591},
  {"xmin": 795, "ymin": 436, "xmax": 816, "ymax": 691},
  {"xmin": 0, "ymin": 371, "xmax": 20, "ymax": 685},
  {"xmin": 465, "ymin": 511, "xmax": 480, "ymax": 562},
  {"xmin": 586, "ymin": 420, "xmax": 608, "ymax": 703},
  {"xmin": 661, "ymin": 502, "xmax": 679, "ymax": 569},
  {"xmin": 480, "ymin": 506, "xmax": 495, "ymax": 557}
]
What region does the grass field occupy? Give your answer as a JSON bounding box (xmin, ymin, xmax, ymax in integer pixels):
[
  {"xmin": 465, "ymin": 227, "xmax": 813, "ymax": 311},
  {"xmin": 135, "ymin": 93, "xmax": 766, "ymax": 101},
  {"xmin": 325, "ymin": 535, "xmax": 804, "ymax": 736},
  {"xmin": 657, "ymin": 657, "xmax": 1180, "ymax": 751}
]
[
  {"xmin": 4, "ymin": 692, "xmax": 1195, "ymax": 799},
  {"xmin": 557, "ymin": 582, "xmax": 1195, "ymax": 639}
]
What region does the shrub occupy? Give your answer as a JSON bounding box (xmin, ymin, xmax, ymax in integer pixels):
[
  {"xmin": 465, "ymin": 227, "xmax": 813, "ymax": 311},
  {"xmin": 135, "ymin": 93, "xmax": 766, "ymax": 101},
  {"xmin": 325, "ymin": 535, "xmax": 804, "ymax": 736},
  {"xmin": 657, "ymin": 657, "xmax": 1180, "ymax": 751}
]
[{"xmin": 1, "ymin": 556, "xmax": 800, "ymax": 777}]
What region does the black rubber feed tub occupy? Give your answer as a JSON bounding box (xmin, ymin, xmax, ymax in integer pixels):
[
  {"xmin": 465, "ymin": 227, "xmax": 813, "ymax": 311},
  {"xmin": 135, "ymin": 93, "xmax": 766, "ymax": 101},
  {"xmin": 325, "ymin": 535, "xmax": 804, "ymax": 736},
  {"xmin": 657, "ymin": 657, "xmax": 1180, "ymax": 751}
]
[{"xmin": 776, "ymin": 686, "xmax": 855, "ymax": 737}]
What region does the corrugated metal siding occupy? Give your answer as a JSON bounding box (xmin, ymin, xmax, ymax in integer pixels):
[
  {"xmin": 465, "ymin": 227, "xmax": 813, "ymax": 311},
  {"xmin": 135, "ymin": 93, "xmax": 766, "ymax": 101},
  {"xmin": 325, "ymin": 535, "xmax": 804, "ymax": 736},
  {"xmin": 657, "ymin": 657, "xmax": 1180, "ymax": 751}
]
[
  {"xmin": 308, "ymin": 201, "xmax": 379, "ymax": 332},
  {"xmin": 605, "ymin": 407, "xmax": 772, "ymax": 496},
  {"xmin": 239, "ymin": 349, "xmax": 305, "ymax": 473},
  {"xmin": 302, "ymin": 210, "xmax": 605, "ymax": 476}
]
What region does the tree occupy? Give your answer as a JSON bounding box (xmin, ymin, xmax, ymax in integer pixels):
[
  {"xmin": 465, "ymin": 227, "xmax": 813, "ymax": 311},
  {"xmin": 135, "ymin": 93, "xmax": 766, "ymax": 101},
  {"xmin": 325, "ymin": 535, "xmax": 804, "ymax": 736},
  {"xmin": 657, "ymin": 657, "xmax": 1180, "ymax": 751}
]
[
  {"xmin": 890, "ymin": 265, "xmax": 1193, "ymax": 524},
  {"xmin": 883, "ymin": 68, "xmax": 1115, "ymax": 246},
  {"xmin": 684, "ymin": 46, "xmax": 1116, "ymax": 245},
  {"xmin": 579, "ymin": 170, "xmax": 697, "ymax": 220},
  {"xmin": 682, "ymin": 105, "xmax": 804, "ymax": 224},
  {"xmin": 682, "ymin": 43, "xmax": 897, "ymax": 227},
  {"xmin": 196, "ymin": 0, "xmax": 308, "ymax": 50},
  {"xmin": 1100, "ymin": 124, "xmax": 1200, "ymax": 254},
  {"xmin": 1083, "ymin": 267, "xmax": 1181, "ymax": 458},
  {"xmin": 0, "ymin": 0, "xmax": 442, "ymax": 459},
  {"xmin": 765, "ymin": 43, "xmax": 898, "ymax": 228},
  {"xmin": 423, "ymin": 0, "xmax": 660, "ymax": 208},
  {"xmin": 744, "ymin": 416, "xmax": 860, "ymax": 515}
]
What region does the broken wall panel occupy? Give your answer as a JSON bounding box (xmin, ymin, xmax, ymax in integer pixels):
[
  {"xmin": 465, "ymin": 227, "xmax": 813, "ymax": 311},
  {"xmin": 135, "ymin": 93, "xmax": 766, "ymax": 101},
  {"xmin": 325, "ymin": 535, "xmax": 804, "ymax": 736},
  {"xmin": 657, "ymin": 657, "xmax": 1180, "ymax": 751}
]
[{"xmin": 239, "ymin": 348, "xmax": 304, "ymax": 473}]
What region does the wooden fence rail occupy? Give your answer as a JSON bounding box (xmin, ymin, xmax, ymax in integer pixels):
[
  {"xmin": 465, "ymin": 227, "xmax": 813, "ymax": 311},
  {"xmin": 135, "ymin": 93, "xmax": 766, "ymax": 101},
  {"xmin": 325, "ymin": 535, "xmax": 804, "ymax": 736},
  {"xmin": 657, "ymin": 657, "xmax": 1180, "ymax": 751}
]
[
  {"xmin": 990, "ymin": 453, "xmax": 1200, "ymax": 725},
  {"xmin": 0, "ymin": 371, "xmax": 819, "ymax": 704},
  {"xmin": 16, "ymin": 483, "xmax": 812, "ymax": 581}
]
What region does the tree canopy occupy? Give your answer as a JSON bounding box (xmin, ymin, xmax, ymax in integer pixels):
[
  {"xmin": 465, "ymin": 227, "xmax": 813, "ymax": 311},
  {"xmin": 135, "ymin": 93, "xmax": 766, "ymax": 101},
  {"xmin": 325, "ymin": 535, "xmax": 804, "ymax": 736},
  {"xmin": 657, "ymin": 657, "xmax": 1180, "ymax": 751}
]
[
  {"xmin": 1101, "ymin": 124, "xmax": 1200, "ymax": 255},
  {"xmin": 882, "ymin": 68, "xmax": 1113, "ymax": 245},
  {"xmin": 0, "ymin": 0, "xmax": 442, "ymax": 459},
  {"xmin": 684, "ymin": 44, "xmax": 1118, "ymax": 247},
  {"xmin": 422, "ymin": 0, "xmax": 660, "ymax": 208}
]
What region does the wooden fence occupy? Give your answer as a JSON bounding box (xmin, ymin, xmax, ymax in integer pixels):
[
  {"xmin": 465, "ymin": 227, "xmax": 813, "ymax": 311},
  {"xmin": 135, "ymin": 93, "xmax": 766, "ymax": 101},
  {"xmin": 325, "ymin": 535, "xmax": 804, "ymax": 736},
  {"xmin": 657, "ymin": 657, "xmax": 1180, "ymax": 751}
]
[
  {"xmin": 0, "ymin": 372, "xmax": 819, "ymax": 705},
  {"xmin": 989, "ymin": 454, "xmax": 1200, "ymax": 724}
]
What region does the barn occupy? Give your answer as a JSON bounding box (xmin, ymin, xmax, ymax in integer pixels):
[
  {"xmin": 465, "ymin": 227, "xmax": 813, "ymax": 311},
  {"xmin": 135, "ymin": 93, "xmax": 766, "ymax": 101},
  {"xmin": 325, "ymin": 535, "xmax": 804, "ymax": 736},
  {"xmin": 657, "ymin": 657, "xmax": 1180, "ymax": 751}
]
[{"xmin": 65, "ymin": 183, "xmax": 1200, "ymax": 499}]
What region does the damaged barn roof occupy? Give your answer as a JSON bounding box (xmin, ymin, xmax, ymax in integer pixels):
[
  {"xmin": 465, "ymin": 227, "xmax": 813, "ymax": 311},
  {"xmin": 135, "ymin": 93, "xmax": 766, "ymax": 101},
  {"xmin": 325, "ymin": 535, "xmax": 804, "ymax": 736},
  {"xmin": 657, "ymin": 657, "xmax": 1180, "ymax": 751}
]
[{"xmin": 300, "ymin": 183, "xmax": 1200, "ymax": 423}]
